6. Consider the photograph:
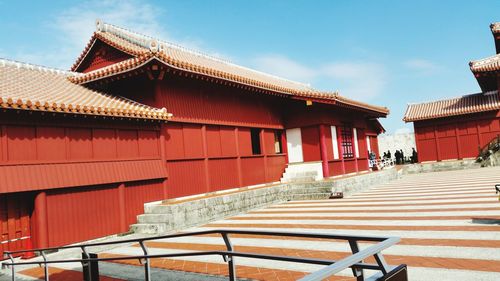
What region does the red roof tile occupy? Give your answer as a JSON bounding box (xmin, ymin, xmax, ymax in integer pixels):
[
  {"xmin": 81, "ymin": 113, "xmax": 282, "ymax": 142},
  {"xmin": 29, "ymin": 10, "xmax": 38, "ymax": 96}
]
[
  {"xmin": 0, "ymin": 59, "xmax": 171, "ymax": 120},
  {"xmin": 403, "ymin": 91, "xmax": 500, "ymax": 122}
]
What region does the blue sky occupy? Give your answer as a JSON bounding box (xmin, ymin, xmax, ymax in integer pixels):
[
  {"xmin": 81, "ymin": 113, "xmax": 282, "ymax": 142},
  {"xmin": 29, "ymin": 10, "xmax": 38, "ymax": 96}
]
[{"xmin": 1, "ymin": 0, "xmax": 499, "ymax": 133}]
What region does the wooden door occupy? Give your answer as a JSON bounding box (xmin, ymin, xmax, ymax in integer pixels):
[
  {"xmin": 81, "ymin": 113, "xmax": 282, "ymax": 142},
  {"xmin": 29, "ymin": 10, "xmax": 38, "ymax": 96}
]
[{"xmin": 0, "ymin": 194, "xmax": 32, "ymax": 259}]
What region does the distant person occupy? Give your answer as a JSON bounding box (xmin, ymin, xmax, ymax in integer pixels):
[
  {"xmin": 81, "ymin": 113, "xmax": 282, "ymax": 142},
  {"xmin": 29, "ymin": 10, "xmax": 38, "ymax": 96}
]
[
  {"xmin": 387, "ymin": 150, "xmax": 391, "ymax": 159},
  {"xmin": 395, "ymin": 150, "xmax": 401, "ymax": 164},
  {"xmin": 400, "ymin": 149, "xmax": 405, "ymax": 164},
  {"xmin": 383, "ymin": 152, "xmax": 388, "ymax": 159},
  {"xmin": 412, "ymin": 148, "xmax": 418, "ymax": 163}
]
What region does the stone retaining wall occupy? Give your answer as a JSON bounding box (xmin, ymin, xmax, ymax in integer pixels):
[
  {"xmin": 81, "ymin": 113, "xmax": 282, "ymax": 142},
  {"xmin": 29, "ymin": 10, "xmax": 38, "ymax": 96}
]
[{"xmin": 131, "ymin": 168, "xmax": 400, "ymax": 234}]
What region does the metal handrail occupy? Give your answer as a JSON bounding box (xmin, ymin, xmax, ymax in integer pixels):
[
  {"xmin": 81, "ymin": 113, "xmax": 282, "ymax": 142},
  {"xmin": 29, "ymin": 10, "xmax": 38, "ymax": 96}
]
[{"xmin": 3, "ymin": 229, "xmax": 401, "ymax": 281}]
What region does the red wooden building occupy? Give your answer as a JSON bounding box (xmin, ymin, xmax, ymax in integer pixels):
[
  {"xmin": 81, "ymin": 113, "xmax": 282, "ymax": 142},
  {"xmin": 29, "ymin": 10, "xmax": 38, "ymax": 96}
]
[
  {"xmin": 404, "ymin": 23, "xmax": 500, "ymax": 162},
  {"xmin": 1, "ymin": 20, "xmax": 388, "ymax": 257}
]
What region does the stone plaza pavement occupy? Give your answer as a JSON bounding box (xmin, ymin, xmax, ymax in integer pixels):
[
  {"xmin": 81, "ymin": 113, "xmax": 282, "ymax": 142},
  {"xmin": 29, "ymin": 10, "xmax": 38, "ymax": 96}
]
[{"xmin": 10, "ymin": 166, "xmax": 500, "ymax": 280}]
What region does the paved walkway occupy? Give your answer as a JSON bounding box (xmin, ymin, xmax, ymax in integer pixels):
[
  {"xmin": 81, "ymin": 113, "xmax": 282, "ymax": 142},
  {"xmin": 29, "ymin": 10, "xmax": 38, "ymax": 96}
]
[{"xmin": 6, "ymin": 166, "xmax": 500, "ymax": 280}]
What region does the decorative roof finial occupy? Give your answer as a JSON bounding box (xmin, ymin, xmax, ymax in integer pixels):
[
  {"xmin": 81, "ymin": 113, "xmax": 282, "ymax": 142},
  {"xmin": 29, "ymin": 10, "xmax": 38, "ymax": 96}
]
[
  {"xmin": 149, "ymin": 39, "xmax": 159, "ymax": 53},
  {"xmin": 96, "ymin": 19, "xmax": 103, "ymax": 32}
]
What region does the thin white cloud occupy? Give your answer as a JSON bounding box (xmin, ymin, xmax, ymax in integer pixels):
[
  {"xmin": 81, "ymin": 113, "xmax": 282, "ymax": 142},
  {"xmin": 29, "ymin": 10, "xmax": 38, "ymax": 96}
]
[
  {"xmin": 322, "ymin": 62, "xmax": 388, "ymax": 100},
  {"xmin": 251, "ymin": 55, "xmax": 388, "ymax": 101},
  {"xmin": 252, "ymin": 55, "xmax": 317, "ymax": 83},
  {"xmin": 404, "ymin": 59, "xmax": 441, "ymax": 74},
  {"xmin": 10, "ymin": 0, "xmax": 230, "ymax": 69}
]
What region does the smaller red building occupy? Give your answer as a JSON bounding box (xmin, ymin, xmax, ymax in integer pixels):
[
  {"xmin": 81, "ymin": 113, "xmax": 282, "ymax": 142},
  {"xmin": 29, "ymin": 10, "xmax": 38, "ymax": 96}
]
[{"xmin": 404, "ymin": 23, "xmax": 500, "ymax": 162}]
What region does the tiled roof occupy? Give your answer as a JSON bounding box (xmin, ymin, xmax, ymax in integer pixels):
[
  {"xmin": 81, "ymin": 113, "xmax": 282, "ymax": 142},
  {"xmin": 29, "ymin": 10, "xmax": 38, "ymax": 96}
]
[
  {"xmin": 491, "ymin": 22, "xmax": 500, "ymax": 34},
  {"xmin": 70, "ymin": 21, "xmax": 389, "ymax": 115},
  {"xmin": 0, "ymin": 59, "xmax": 171, "ymax": 120},
  {"xmin": 403, "ymin": 91, "xmax": 500, "ymax": 122},
  {"xmin": 469, "ymin": 53, "xmax": 500, "ymax": 73}
]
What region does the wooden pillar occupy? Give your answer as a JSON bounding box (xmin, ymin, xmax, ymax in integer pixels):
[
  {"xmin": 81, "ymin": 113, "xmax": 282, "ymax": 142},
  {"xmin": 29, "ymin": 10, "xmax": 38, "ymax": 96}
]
[
  {"xmin": 319, "ymin": 125, "xmax": 330, "ymax": 178},
  {"xmin": 159, "ymin": 124, "xmax": 168, "ymax": 199},
  {"xmin": 118, "ymin": 183, "xmax": 127, "ymax": 233},
  {"xmin": 434, "ymin": 126, "xmax": 441, "ymax": 161},
  {"xmin": 260, "ymin": 129, "xmax": 269, "ymax": 182},
  {"xmin": 281, "ymin": 129, "xmax": 288, "ymax": 163},
  {"xmin": 201, "ymin": 125, "xmax": 211, "ymax": 193},
  {"xmin": 476, "ymin": 122, "xmax": 482, "ymax": 150},
  {"xmin": 234, "ymin": 127, "xmax": 243, "ymax": 187},
  {"xmin": 337, "ymin": 126, "xmax": 346, "ymax": 175},
  {"xmin": 34, "ymin": 191, "xmax": 49, "ymax": 249},
  {"xmin": 455, "ymin": 123, "xmax": 462, "ymax": 160}
]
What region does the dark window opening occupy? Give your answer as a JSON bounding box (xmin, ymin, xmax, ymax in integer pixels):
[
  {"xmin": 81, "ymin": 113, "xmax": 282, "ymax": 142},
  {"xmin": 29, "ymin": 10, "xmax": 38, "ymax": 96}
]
[
  {"xmin": 341, "ymin": 124, "xmax": 354, "ymax": 159},
  {"xmin": 251, "ymin": 128, "xmax": 261, "ymax": 155},
  {"xmin": 274, "ymin": 131, "xmax": 283, "ymax": 154}
]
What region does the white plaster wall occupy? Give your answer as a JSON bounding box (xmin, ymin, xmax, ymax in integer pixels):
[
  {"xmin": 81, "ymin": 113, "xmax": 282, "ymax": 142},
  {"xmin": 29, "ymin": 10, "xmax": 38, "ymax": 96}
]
[
  {"xmin": 286, "ymin": 128, "xmax": 303, "ymax": 163},
  {"xmin": 378, "ymin": 132, "xmax": 417, "ymax": 158}
]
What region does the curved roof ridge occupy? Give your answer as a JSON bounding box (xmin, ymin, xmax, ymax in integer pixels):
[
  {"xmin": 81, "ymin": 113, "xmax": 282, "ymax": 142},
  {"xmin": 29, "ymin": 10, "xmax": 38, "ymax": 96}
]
[
  {"xmin": 0, "ymin": 57, "xmax": 80, "ymax": 77},
  {"xmin": 406, "ymin": 90, "xmax": 496, "ymax": 106},
  {"xmin": 98, "ymin": 20, "xmax": 314, "ymax": 90}
]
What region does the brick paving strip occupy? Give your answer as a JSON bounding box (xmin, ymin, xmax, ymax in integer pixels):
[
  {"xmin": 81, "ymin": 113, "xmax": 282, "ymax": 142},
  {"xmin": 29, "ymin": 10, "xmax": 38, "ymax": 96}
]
[
  {"xmin": 18, "ymin": 266, "xmax": 124, "ymax": 281},
  {"xmin": 98, "ymin": 253, "xmax": 353, "ymax": 281},
  {"xmin": 129, "ymin": 241, "xmax": 500, "ymax": 273}
]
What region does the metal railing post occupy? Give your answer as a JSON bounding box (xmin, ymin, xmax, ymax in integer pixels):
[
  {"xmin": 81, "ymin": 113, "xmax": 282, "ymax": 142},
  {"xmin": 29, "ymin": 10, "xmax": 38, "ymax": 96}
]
[
  {"xmin": 40, "ymin": 251, "xmax": 49, "ymax": 281},
  {"xmin": 374, "ymin": 253, "xmax": 389, "ymax": 275},
  {"xmin": 221, "ymin": 232, "xmax": 236, "ymax": 281},
  {"xmin": 138, "ymin": 240, "xmax": 151, "ymax": 281},
  {"xmin": 348, "ymin": 240, "xmax": 364, "ymax": 281},
  {"xmin": 7, "ymin": 253, "xmax": 15, "ymax": 281}
]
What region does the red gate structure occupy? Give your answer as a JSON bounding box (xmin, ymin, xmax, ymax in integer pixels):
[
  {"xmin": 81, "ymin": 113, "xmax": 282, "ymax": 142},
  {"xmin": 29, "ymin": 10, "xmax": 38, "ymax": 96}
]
[{"xmin": 404, "ymin": 23, "xmax": 500, "ymax": 162}]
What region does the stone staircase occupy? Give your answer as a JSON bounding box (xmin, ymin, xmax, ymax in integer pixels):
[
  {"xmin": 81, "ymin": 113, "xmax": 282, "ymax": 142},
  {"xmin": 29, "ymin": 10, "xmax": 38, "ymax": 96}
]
[{"xmin": 280, "ymin": 161, "xmax": 323, "ymax": 183}]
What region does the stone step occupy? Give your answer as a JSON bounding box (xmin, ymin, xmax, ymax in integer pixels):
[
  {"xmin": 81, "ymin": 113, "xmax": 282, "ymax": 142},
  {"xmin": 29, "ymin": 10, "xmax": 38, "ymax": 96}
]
[
  {"xmin": 130, "ymin": 223, "xmax": 169, "ymax": 234},
  {"xmin": 137, "ymin": 213, "xmax": 172, "ymax": 224},
  {"xmin": 280, "ymin": 176, "xmax": 317, "ymax": 183},
  {"xmin": 290, "ymin": 193, "xmax": 332, "ymax": 200}
]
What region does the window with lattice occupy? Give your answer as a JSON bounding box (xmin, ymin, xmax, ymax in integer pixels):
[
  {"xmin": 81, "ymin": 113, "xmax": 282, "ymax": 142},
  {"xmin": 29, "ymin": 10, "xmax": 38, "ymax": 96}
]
[{"xmin": 341, "ymin": 124, "xmax": 354, "ymax": 159}]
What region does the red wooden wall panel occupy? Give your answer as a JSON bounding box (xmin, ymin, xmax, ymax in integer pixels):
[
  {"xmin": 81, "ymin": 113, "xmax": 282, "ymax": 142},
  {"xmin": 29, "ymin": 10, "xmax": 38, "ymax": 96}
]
[
  {"xmin": 238, "ymin": 128, "xmax": 252, "ymax": 156},
  {"xmin": 328, "ymin": 161, "xmax": 344, "ymax": 176},
  {"xmin": 36, "ymin": 127, "xmax": 66, "ymax": 161},
  {"xmin": 266, "ymin": 155, "xmax": 286, "ymax": 182},
  {"xmin": 117, "ymin": 130, "xmax": 139, "ymax": 158},
  {"xmin": 68, "ymin": 128, "xmax": 93, "ymax": 160},
  {"xmin": 92, "ymin": 129, "xmax": 117, "ymax": 159},
  {"xmin": 182, "ymin": 124, "xmax": 204, "ymax": 158},
  {"xmin": 438, "ymin": 137, "xmax": 458, "ymax": 160},
  {"xmin": 166, "ymin": 160, "xmax": 206, "ymax": 198},
  {"xmin": 46, "ymin": 184, "xmax": 121, "ymax": 247},
  {"xmin": 165, "ymin": 123, "xmax": 185, "ymax": 159},
  {"xmin": 155, "ymin": 76, "xmax": 283, "ymax": 128},
  {"xmin": 138, "ymin": 130, "xmax": 160, "ymax": 158},
  {"xmin": 206, "ymin": 125, "xmax": 222, "ymax": 157},
  {"xmin": 357, "ymin": 129, "xmax": 368, "ymax": 159},
  {"xmin": 344, "ymin": 159, "xmax": 357, "ymax": 174},
  {"xmin": 208, "ymin": 158, "xmax": 239, "ymax": 191},
  {"xmin": 262, "ymin": 130, "xmax": 276, "ymax": 155},
  {"xmin": 241, "ymin": 157, "xmax": 266, "ymax": 186},
  {"xmin": 6, "ymin": 126, "xmax": 36, "ymax": 161},
  {"xmin": 459, "ymin": 134, "xmax": 479, "ymax": 158},
  {"xmin": 301, "ymin": 126, "xmax": 321, "ymax": 162},
  {"xmin": 220, "ymin": 127, "xmax": 237, "ymax": 156}
]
